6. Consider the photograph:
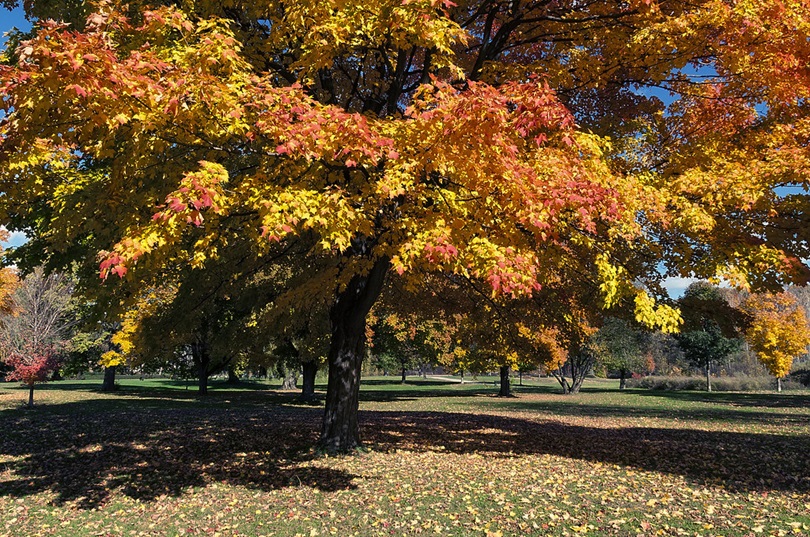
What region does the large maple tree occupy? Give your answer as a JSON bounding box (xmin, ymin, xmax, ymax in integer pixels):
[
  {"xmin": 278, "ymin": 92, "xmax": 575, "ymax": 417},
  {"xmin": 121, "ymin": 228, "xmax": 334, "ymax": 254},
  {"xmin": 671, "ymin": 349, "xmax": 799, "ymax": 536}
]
[{"xmin": 2, "ymin": 0, "xmax": 809, "ymax": 451}]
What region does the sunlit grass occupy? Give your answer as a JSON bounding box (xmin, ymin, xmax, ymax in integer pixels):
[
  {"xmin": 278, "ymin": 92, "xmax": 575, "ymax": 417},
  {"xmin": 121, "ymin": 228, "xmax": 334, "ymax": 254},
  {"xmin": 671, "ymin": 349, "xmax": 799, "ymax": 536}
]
[{"xmin": 1, "ymin": 376, "xmax": 808, "ymax": 536}]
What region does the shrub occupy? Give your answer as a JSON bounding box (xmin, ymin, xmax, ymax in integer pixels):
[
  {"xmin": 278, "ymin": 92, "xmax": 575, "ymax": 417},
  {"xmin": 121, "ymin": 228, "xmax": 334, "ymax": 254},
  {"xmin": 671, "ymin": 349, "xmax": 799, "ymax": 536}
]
[
  {"xmin": 626, "ymin": 375, "xmax": 807, "ymax": 392},
  {"xmin": 789, "ymin": 368, "xmax": 810, "ymax": 387}
]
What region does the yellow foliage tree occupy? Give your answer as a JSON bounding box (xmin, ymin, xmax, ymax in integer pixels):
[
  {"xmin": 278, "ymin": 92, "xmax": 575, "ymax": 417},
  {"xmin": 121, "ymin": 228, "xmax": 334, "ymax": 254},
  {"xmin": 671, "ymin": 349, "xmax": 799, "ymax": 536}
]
[{"xmin": 742, "ymin": 292, "xmax": 810, "ymax": 392}]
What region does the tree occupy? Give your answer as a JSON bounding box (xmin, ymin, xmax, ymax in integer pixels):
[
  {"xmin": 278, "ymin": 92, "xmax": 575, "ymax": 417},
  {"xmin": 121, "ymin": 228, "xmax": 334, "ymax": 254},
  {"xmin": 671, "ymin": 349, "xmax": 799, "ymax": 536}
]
[
  {"xmin": 741, "ymin": 292, "xmax": 810, "ymax": 392},
  {"xmin": 4, "ymin": 1, "xmax": 810, "ymax": 452},
  {"xmin": 677, "ymin": 282, "xmax": 743, "ymax": 392},
  {"xmin": 370, "ymin": 313, "xmax": 421, "ymax": 383},
  {"xmin": 593, "ymin": 318, "xmax": 645, "ymax": 390},
  {"xmin": 4, "ymin": 344, "xmax": 61, "ymax": 407},
  {"xmin": 677, "ymin": 330, "xmax": 741, "ymax": 392},
  {"xmin": 0, "ymin": 268, "xmax": 76, "ymax": 364}
]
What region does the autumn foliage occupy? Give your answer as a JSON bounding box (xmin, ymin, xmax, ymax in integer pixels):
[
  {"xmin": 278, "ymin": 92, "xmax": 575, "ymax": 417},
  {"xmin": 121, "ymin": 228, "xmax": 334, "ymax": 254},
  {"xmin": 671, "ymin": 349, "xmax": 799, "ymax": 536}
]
[
  {"xmin": 741, "ymin": 292, "xmax": 810, "ymax": 388},
  {"xmin": 2, "ymin": 0, "xmax": 810, "ymax": 448},
  {"xmin": 4, "ymin": 344, "xmax": 61, "ymax": 406}
]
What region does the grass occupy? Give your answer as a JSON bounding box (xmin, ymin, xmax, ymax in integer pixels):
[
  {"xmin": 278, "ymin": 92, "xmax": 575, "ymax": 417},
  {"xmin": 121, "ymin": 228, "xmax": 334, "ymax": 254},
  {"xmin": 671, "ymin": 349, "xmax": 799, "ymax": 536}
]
[{"xmin": 1, "ymin": 376, "xmax": 809, "ymax": 536}]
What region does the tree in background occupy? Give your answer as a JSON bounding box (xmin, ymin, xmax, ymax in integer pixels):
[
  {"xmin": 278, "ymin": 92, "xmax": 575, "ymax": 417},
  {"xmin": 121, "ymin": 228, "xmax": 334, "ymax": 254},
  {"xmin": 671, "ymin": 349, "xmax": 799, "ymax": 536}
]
[
  {"xmin": 677, "ymin": 282, "xmax": 743, "ymax": 392},
  {"xmin": 0, "ymin": 268, "xmax": 74, "ymax": 405},
  {"xmin": 370, "ymin": 313, "xmax": 422, "ymax": 383},
  {"xmin": 593, "ymin": 318, "xmax": 645, "ymax": 390},
  {"xmin": 741, "ymin": 292, "xmax": 810, "ymax": 392},
  {"xmin": 0, "ymin": 269, "xmax": 76, "ymax": 373},
  {"xmin": 4, "ymin": 344, "xmax": 60, "ymax": 407}
]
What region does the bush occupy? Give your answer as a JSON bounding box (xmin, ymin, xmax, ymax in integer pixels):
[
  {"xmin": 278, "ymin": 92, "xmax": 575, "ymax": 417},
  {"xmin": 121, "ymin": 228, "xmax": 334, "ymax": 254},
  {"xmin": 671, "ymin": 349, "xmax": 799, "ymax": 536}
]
[
  {"xmin": 789, "ymin": 368, "xmax": 810, "ymax": 387},
  {"xmin": 626, "ymin": 375, "xmax": 807, "ymax": 392}
]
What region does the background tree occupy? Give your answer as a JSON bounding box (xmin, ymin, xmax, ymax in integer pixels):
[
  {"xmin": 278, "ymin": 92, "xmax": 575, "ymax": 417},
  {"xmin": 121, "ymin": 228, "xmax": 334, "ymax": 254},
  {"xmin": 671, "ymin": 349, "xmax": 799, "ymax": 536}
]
[
  {"xmin": 370, "ymin": 313, "xmax": 422, "ymax": 383},
  {"xmin": 676, "ymin": 282, "xmax": 743, "ymax": 392},
  {"xmin": 0, "ymin": 268, "xmax": 76, "ymax": 363},
  {"xmin": 592, "ymin": 318, "xmax": 645, "ymax": 390},
  {"xmin": 4, "ymin": 343, "xmax": 61, "ymax": 407},
  {"xmin": 741, "ymin": 292, "xmax": 810, "ymax": 392}
]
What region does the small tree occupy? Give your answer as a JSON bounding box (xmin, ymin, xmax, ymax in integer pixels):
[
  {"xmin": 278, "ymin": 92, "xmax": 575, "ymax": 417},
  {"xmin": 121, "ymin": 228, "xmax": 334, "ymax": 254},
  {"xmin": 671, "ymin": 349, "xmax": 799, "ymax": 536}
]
[
  {"xmin": 677, "ymin": 282, "xmax": 743, "ymax": 392},
  {"xmin": 593, "ymin": 318, "xmax": 645, "ymax": 390},
  {"xmin": 742, "ymin": 292, "xmax": 810, "ymax": 392},
  {"xmin": 5, "ymin": 344, "xmax": 61, "ymax": 407},
  {"xmin": 370, "ymin": 314, "xmax": 419, "ymax": 383},
  {"xmin": 677, "ymin": 329, "xmax": 740, "ymax": 392}
]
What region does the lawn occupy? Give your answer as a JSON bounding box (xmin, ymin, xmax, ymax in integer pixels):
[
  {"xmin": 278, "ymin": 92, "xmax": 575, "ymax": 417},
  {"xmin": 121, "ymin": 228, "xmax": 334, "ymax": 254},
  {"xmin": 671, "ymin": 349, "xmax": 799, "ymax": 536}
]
[{"xmin": 1, "ymin": 377, "xmax": 808, "ymax": 536}]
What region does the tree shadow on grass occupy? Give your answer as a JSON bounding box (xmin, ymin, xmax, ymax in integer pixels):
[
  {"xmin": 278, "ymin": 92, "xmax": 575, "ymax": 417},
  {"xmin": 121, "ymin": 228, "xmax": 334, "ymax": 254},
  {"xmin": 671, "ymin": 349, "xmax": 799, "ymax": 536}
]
[
  {"xmin": 631, "ymin": 389, "xmax": 810, "ymax": 409},
  {"xmin": 1, "ymin": 399, "xmax": 808, "ymax": 511},
  {"xmin": 0, "ymin": 404, "xmax": 353, "ymax": 509},
  {"xmin": 485, "ymin": 399, "xmax": 810, "ymax": 427},
  {"xmin": 361, "ymin": 410, "xmax": 810, "ymax": 493}
]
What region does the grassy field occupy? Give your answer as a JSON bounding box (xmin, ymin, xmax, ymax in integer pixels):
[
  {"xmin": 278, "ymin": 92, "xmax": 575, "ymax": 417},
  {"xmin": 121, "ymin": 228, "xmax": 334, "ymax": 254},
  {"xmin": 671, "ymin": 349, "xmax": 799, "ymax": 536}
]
[{"xmin": 1, "ymin": 376, "xmax": 808, "ymax": 536}]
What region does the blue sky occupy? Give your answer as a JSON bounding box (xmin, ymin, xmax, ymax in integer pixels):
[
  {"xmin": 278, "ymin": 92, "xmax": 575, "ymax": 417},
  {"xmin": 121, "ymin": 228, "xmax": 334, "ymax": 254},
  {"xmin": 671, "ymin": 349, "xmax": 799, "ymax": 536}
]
[
  {"xmin": 0, "ymin": 5, "xmax": 30, "ymax": 47},
  {"xmin": 1, "ymin": 5, "xmax": 30, "ymax": 248}
]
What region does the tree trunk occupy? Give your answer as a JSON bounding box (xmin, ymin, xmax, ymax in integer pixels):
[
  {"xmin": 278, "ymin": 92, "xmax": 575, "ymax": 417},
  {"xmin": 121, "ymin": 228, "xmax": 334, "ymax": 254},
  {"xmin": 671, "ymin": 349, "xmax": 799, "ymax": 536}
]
[
  {"xmin": 226, "ymin": 365, "xmax": 239, "ymax": 384},
  {"xmin": 192, "ymin": 342, "xmax": 210, "ymax": 396},
  {"xmin": 569, "ymin": 374, "xmax": 585, "ymax": 394},
  {"xmin": 619, "ymin": 368, "xmax": 627, "ymax": 390},
  {"xmin": 777, "ymin": 377, "xmax": 782, "ymax": 393},
  {"xmin": 553, "ymin": 368, "xmax": 570, "ymax": 394},
  {"xmin": 101, "ymin": 365, "xmax": 117, "ymax": 392},
  {"xmin": 400, "ymin": 366, "xmax": 406, "ymax": 384},
  {"xmin": 319, "ymin": 258, "xmax": 389, "ymax": 454},
  {"xmin": 706, "ymin": 361, "xmax": 712, "ymax": 393},
  {"xmin": 281, "ymin": 370, "xmax": 299, "ymax": 390},
  {"xmin": 28, "ymin": 385, "xmax": 34, "ymax": 407},
  {"xmin": 301, "ymin": 361, "xmax": 317, "ymax": 400},
  {"xmin": 198, "ymin": 367, "xmax": 208, "ymax": 394},
  {"xmin": 519, "ymin": 370, "xmax": 523, "ymax": 386},
  {"xmin": 460, "ymin": 369, "xmax": 464, "ymax": 384},
  {"xmin": 498, "ymin": 365, "xmax": 511, "ymax": 397}
]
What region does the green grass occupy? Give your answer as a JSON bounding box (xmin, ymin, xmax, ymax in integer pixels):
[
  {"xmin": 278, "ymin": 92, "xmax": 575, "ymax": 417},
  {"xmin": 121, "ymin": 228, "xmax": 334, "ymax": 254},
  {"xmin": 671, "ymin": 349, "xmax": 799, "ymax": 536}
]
[{"xmin": 1, "ymin": 376, "xmax": 809, "ymax": 536}]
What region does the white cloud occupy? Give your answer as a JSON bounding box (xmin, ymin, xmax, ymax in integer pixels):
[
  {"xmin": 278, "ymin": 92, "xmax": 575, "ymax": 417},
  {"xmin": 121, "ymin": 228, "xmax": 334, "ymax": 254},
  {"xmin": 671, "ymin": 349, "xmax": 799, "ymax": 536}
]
[
  {"xmin": 0, "ymin": 227, "xmax": 28, "ymax": 248},
  {"xmin": 663, "ymin": 276, "xmax": 697, "ymax": 299}
]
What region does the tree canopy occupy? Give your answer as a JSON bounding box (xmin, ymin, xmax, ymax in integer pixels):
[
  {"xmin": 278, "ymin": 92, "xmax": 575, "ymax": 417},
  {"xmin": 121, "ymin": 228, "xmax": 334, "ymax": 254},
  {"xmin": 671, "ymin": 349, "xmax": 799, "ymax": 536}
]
[{"xmin": 2, "ymin": 0, "xmax": 809, "ymax": 450}]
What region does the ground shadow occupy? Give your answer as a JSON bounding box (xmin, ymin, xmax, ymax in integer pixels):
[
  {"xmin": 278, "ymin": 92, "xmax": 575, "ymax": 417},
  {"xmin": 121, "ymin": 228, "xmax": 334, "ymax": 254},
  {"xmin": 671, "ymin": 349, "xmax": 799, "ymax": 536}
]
[
  {"xmin": 486, "ymin": 399, "xmax": 810, "ymax": 427},
  {"xmin": 0, "ymin": 403, "xmax": 352, "ymax": 509},
  {"xmin": 361, "ymin": 410, "xmax": 810, "ymax": 493},
  {"xmin": 1, "ymin": 397, "xmax": 807, "ymax": 510},
  {"xmin": 632, "ymin": 389, "xmax": 810, "ymax": 409}
]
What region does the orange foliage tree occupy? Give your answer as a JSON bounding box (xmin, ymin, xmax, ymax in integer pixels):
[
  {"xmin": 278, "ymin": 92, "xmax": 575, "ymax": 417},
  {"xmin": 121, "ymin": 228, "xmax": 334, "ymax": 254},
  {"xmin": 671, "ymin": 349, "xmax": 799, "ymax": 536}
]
[{"xmin": 2, "ymin": 0, "xmax": 810, "ymax": 450}]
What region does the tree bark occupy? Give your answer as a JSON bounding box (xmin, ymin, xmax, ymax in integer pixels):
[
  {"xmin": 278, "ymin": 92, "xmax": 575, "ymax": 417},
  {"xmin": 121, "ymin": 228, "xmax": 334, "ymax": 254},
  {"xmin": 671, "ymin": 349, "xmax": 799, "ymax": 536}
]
[
  {"xmin": 619, "ymin": 368, "xmax": 627, "ymax": 390},
  {"xmin": 553, "ymin": 367, "xmax": 570, "ymax": 394},
  {"xmin": 777, "ymin": 377, "xmax": 782, "ymax": 393},
  {"xmin": 192, "ymin": 342, "xmax": 210, "ymax": 396},
  {"xmin": 498, "ymin": 365, "xmax": 511, "ymax": 397},
  {"xmin": 28, "ymin": 385, "xmax": 34, "ymax": 407},
  {"xmin": 400, "ymin": 366, "xmax": 406, "ymax": 384},
  {"xmin": 519, "ymin": 370, "xmax": 523, "ymax": 386},
  {"xmin": 706, "ymin": 361, "xmax": 712, "ymax": 393},
  {"xmin": 319, "ymin": 257, "xmax": 389, "ymax": 454},
  {"xmin": 226, "ymin": 365, "xmax": 239, "ymax": 384},
  {"xmin": 301, "ymin": 361, "xmax": 317, "ymax": 400},
  {"xmin": 281, "ymin": 371, "xmax": 299, "ymax": 390},
  {"xmin": 101, "ymin": 365, "xmax": 117, "ymax": 392},
  {"xmin": 569, "ymin": 374, "xmax": 585, "ymax": 394}
]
